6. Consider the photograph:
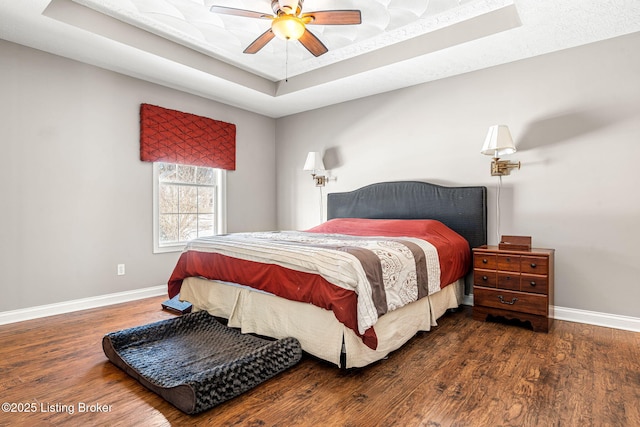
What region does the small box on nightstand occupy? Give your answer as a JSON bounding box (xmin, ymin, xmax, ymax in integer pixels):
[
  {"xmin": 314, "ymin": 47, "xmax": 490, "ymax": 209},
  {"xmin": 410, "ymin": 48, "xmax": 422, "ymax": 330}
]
[{"xmin": 498, "ymin": 235, "xmax": 531, "ymax": 251}]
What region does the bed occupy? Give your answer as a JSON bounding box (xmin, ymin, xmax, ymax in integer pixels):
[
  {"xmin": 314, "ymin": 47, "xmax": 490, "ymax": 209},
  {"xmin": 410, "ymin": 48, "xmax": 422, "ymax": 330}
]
[{"xmin": 169, "ymin": 181, "xmax": 487, "ymax": 368}]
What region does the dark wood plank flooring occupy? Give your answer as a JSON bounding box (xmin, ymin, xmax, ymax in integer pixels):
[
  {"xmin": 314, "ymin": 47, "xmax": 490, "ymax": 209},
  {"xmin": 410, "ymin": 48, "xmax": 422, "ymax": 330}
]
[{"xmin": 0, "ymin": 296, "xmax": 638, "ymax": 426}]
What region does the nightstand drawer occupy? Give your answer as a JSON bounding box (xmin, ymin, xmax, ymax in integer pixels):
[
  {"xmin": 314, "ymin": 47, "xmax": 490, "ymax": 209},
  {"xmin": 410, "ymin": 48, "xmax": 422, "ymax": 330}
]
[
  {"xmin": 474, "ymin": 253, "xmax": 497, "ymax": 270},
  {"xmin": 474, "ymin": 288, "xmax": 547, "ymax": 316},
  {"xmin": 520, "ymin": 256, "xmax": 548, "ymax": 275},
  {"xmin": 498, "ymin": 254, "xmax": 520, "ymax": 272},
  {"xmin": 521, "ymin": 274, "xmax": 548, "ymax": 294},
  {"xmin": 474, "ymin": 270, "xmax": 497, "ymax": 287},
  {"xmin": 497, "ymin": 272, "xmax": 520, "ymax": 291}
]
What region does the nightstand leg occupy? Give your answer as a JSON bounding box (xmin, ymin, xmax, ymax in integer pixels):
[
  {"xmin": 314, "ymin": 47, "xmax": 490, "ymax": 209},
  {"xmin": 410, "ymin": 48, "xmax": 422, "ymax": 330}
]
[{"xmin": 473, "ymin": 306, "xmax": 551, "ymax": 332}]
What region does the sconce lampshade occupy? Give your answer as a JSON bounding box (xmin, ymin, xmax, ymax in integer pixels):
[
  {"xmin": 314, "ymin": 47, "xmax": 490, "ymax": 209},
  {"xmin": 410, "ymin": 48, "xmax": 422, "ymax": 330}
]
[
  {"xmin": 481, "ymin": 125, "xmax": 516, "ymax": 158},
  {"xmin": 303, "ymin": 151, "xmax": 325, "ymax": 172}
]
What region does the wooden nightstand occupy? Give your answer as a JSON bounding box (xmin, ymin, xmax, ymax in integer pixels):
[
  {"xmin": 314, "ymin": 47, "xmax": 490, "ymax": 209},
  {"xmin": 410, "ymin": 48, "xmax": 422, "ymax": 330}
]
[{"xmin": 472, "ymin": 245, "xmax": 555, "ymax": 332}]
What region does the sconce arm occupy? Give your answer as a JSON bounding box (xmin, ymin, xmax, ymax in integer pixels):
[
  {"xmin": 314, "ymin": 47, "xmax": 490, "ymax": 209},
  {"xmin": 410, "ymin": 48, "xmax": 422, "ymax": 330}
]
[{"xmin": 491, "ymin": 158, "xmax": 521, "ymax": 176}]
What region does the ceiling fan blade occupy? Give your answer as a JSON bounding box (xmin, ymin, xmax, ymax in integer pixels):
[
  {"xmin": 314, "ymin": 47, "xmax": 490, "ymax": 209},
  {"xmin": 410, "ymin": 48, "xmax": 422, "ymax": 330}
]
[
  {"xmin": 243, "ymin": 29, "xmax": 276, "ymax": 54},
  {"xmin": 210, "ymin": 6, "xmax": 272, "ymax": 20},
  {"xmin": 298, "ymin": 29, "xmax": 328, "ymax": 57},
  {"xmin": 302, "ymin": 10, "xmax": 362, "ymax": 25}
]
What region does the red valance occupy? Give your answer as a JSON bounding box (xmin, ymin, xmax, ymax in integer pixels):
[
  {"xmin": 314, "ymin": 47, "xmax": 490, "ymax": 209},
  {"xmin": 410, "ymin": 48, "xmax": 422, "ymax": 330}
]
[{"xmin": 140, "ymin": 104, "xmax": 236, "ymax": 170}]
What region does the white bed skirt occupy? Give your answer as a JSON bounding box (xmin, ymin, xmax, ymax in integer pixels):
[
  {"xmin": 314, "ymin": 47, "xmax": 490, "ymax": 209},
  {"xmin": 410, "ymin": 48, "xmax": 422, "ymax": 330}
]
[{"xmin": 179, "ymin": 277, "xmax": 463, "ymax": 368}]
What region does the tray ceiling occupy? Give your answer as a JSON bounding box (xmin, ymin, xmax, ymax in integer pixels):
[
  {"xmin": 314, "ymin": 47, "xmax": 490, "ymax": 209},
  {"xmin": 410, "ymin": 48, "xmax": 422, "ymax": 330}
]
[{"xmin": 1, "ymin": 0, "xmax": 639, "ymax": 117}]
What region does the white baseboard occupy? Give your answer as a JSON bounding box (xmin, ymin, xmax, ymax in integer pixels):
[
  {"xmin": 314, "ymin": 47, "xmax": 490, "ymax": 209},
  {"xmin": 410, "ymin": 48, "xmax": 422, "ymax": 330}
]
[
  {"xmin": 553, "ymin": 306, "xmax": 640, "ymax": 333},
  {"xmin": 462, "ymin": 295, "xmax": 640, "ymax": 333},
  {"xmin": 0, "ymin": 285, "xmax": 167, "ymax": 326}
]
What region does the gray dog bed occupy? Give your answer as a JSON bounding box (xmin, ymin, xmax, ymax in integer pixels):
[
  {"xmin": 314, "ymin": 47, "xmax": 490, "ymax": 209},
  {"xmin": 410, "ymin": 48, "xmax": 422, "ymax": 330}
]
[{"xmin": 102, "ymin": 310, "xmax": 302, "ymax": 414}]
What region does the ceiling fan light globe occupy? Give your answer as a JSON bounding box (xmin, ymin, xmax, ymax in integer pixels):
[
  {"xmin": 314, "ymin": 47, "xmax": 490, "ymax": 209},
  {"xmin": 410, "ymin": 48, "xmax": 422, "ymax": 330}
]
[{"xmin": 272, "ymin": 15, "xmax": 305, "ymax": 40}]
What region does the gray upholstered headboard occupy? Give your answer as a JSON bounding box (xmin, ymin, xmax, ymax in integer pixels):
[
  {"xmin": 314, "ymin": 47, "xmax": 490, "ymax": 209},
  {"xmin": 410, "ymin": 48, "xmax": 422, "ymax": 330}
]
[{"xmin": 327, "ymin": 181, "xmax": 487, "ymax": 250}]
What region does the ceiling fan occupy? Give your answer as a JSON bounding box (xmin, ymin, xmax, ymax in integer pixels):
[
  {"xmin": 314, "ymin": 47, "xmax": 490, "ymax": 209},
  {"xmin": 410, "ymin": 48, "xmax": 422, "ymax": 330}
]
[{"xmin": 210, "ymin": 0, "xmax": 362, "ymax": 57}]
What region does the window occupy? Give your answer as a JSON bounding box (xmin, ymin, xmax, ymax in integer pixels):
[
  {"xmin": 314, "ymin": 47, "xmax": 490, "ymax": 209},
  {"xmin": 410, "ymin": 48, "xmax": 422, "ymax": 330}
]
[{"xmin": 153, "ymin": 163, "xmax": 226, "ymax": 253}]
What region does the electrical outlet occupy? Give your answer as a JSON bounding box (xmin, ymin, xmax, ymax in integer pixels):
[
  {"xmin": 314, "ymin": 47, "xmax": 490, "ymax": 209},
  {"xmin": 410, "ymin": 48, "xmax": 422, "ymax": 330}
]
[{"xmin": 117, "ymin": 264, "xmax": 125, "ymax": 276}]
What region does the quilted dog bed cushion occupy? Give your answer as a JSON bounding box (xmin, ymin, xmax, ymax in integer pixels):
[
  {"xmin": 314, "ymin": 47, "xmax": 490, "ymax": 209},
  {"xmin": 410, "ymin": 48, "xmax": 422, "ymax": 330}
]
[{"xmin": 102, "ymin": 310, "xmax": 302, "ymax": 414}]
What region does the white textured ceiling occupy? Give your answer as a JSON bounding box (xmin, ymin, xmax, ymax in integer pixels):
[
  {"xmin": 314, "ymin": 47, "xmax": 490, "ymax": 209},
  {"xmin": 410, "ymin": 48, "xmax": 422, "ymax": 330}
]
[
  {"xmin": 70, "ymin": 0, "xmax": 490, "ymax": 81},
  {"xmin": 1, "ymin": 0, "xmax": 639, "ymax": 117}
]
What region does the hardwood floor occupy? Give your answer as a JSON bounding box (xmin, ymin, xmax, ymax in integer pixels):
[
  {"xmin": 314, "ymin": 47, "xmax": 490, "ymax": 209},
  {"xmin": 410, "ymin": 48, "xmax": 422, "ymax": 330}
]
[{"xmin": 1, "ymin": 297, "xmax": 638, "ymax": 427}]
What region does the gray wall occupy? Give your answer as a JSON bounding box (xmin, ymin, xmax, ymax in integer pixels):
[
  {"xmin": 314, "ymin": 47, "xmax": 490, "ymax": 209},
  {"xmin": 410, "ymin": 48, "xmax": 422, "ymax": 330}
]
[
  {"xmin": 3, "ymin": 31, "xmax": 639, "ymax": 320},
  {"xmin": 0, "ymin": 40, "xmax": 277, "ymax": 312},
  {"xmin": 276, "ymin": 32, "xmax": 640, "ymax": 319}
]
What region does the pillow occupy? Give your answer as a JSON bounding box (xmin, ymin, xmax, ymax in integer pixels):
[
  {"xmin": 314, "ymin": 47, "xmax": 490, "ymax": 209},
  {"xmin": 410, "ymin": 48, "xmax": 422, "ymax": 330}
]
[{"xmin": 306, "ymin": 218, "xmax": 456, "ymax": 241}]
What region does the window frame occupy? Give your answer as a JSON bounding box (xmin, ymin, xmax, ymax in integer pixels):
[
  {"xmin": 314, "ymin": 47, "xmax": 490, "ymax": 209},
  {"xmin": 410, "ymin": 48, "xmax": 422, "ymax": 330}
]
[{"xmin": 152, "ymin": 162, "xmax": 227, "ymax": 254}]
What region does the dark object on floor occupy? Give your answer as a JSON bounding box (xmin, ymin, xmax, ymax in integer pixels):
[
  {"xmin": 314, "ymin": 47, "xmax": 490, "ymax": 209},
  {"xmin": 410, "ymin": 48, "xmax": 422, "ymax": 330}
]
[
  {"xmin": 161, "ymin": 294, "xmax": 192, "ymax": 314},
  {"xmin": 102, "ymin": 311, "xmax": 302, "ymax": 414}
]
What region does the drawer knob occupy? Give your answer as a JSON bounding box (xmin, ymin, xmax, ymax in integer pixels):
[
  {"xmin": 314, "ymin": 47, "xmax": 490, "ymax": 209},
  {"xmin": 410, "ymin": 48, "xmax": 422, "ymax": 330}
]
[
  {"xmin": 530, "ymin": 281, "xmax": 537, "ymax": 287},
  {"xmin": 530, "ymin": 263, "xmax": 537, "ymax": 268},
  {"xmin": 498, "ymin": 295, "xmax": 518, "ymax": 305},
  {"xmin": 482, "ymin": 258, "xmax": 488, "ymax": 264},
  {"xmin": 506, "ymin": 257, "xmax": 511, "ymax": 262},
  {"xmin": 482, "ymin": 276, "xmax": 488, "ymax": 281}
]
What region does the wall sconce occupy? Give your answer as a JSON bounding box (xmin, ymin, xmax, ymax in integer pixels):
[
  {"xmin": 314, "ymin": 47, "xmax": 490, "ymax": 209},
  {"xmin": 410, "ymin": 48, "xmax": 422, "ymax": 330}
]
[
  {"xmin": 303, "ymin": 151, "xmax": 327, "ymax": 186},
  {"xmin": 481, "ymin": 125, "xmax": 520, "ymax": 176}
]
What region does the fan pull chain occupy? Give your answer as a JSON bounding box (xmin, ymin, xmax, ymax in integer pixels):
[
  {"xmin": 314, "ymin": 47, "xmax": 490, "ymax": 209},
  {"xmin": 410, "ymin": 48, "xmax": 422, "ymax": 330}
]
[{"xmin": 285, "ymin": 41, "xmax": 289, "ymax": 82}]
